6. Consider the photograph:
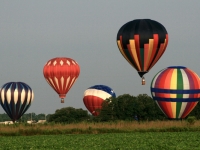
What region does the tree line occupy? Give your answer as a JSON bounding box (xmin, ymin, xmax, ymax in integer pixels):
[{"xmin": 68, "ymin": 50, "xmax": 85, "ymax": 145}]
[
  {"xmin": 95, "ymin": 94, "xmax": 166, "ymax": 122},
  {"xmin": 1, "ymin": 94, "xmax": 200, "ymax": 123},
  {"xmin": 47, "ymin": 94, "xmax": 200, "ymax": 123},
  {"xmin": 0, "ymin": 113, "xmax": 50, "ymax": 122}
]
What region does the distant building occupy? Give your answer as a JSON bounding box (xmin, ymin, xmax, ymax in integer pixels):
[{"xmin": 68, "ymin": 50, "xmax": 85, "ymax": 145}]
[
  {"xmin": 37, "ymin": 120, "xmax": 46, "ymax": 124},
  {"xmin": 0, "ymin": 121, "xmax": 13, "ymax": 125},
  {"xmin": 27, "ymin": 120, "xmax": 36, "ymax": 124},
  {"xmin": 27, "ymin": 120, "xmax": 33, "ymax": 124}
]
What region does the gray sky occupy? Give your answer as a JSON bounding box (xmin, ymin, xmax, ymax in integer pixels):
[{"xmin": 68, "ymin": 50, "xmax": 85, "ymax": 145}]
[{"xmin": 0, "ymin": 1, "xmax": 200, "ymax": 115}]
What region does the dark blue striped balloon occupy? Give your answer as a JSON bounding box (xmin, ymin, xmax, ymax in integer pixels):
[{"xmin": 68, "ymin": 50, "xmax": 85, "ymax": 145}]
[{"xmin": 0, "ymin": 82, "xmax": 34, "ymax": 122}]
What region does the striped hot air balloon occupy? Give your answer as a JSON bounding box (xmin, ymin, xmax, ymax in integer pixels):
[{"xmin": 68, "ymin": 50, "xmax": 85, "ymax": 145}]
[
  {"xmin": 150, "ymin": 66, "xmax": 200, "ymax": 119},
  {"xmin": 117, "ymin": 19, "xmax": 168, "ymax": 85},
  {"xmin": 83, "ymin": 85, "xmax": 116, "ymax": 116},
  {"xmin": 43, "ymin": 57, "xmax": 80, "ymax": 103},
  {"xmin": 0, "ymin": 82, "xmax": 34, "ymax": 122}
]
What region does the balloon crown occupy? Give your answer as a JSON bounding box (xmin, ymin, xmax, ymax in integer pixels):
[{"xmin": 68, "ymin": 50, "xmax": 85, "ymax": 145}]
[{"xmin": 167, "ymin": 66, "xmax": 186, "ymax": 69}]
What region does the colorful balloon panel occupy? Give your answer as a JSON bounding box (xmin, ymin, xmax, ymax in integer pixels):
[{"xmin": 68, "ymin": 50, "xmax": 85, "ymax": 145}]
[
  {"xmin": 0, "ymin": 82, "xmax": 34, "ymax": 122},
  {"xmin": 150, "ymin": 66, "xmax": 200, "ymax": 119},
  {"xmin": 83, "ymin": 85, "xmax": 116, "ymax": 116},
  {"xmin": 117, "ymin": 19, "xmax": 168, "ymax": 78},
  {"xmin": 43, "ymin": 57, "xmax": 80, "ymax": 103}
]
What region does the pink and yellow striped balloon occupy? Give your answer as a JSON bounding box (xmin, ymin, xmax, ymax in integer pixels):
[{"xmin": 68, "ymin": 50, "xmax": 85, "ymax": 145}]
[{"xmin": 150, "ymin": 66, "xmax": 200, "ymax": 119}]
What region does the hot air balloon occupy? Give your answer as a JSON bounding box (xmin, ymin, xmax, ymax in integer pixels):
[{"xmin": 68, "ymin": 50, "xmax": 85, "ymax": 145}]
[
  {"xmin": 117, "ymin": 19, "xmax": 168, "ymax": 85},
  {"xmin": 83, "ymin": 85, "xmax": 116, "ymax": 116},
  {"xmin": 43, "ymin": 57, "xmax": 80, "ymax": 103},
  {"xmin": 150, "ymin": 66, "xmax": 200, "ymax": 119},
  {"xmin": 0, "ymin": 82, "xmax": 34, "ymax": 122}
]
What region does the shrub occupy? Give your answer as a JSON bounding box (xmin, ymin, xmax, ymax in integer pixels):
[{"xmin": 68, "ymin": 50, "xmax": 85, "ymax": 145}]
[{"xmin": 186, "ymin": 116, "xmax": 196, "ymax": 125}]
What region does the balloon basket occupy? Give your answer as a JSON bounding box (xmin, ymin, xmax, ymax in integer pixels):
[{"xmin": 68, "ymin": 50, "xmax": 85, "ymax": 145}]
[
  {"xmin": 61, "ymin": 99, "xmax": 64, "ymax": 103},
  {"xmin": 142, "ymin": 77, "xmax": 145, "ymax": 85}
]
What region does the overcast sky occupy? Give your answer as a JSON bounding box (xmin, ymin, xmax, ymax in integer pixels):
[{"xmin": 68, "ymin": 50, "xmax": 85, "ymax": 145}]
[{"xmin": 0, "ymin": 1, "xmax": 200, "ymax": 115}]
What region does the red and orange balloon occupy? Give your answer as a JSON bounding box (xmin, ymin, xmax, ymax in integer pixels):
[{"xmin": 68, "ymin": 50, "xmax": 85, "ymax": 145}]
[{"xmin": 43, "ymin": 57, "xmax": 80, "ymax": 103}]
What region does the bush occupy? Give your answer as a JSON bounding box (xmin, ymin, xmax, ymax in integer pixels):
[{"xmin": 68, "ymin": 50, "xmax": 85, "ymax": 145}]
[
  {"xmin": 48, "ymin": 107, "xmax": 90, "ymax": 123},
  {"xmin": 186, "ymin": 116, "xmax": 196, "ymax": 125}
]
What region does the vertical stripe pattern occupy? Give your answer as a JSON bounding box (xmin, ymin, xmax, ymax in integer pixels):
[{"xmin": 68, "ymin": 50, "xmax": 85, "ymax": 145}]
[
  {"xmin": 150, "ymin": 66, "xmax": 200, "ymax": 119},
  {"xmin": 83, "ymin": 85, "xmax": 116, "ymax": 116},
  {"xmin": 117, "ymin": 19, "xmax": 168, "ymax": 77},
  {"xmin": 43, "ymin": 57, "xmax": 80, "ymax": 101},
  {"xmin": 0, "ymin": 82, "xmax": 34, "ymax": 122}
]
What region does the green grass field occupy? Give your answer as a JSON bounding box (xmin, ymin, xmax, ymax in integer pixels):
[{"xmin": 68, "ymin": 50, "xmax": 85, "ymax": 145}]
[
  {"xmin": 1, "ymin": 120, "xmax": 200, "ymax": 149},
  {"xmin": 1, "ymin": 132, "xmax": 200, "ymax": 150}
]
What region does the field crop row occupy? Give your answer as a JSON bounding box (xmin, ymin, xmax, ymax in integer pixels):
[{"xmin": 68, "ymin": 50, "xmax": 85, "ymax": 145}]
[{"xmin": 0, "ymin": 132, "xmax": 200, "ymax": 150}]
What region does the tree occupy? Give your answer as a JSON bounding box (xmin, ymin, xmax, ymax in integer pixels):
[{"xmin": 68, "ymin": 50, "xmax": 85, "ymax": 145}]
[
  {"xmin": 135, "ymin": 94, "xmax": 166, "ymax": 121},
  {"xmin": 97, "ymin": 94, "xmax": 137, "ymax": 121},
  {"xmin": 48, "ymin": 107, "xmax": 90, "ymax": 123},
  {"xmin": 188, "ymin": 102, "xmax": 200, "ymax": 119},
  {"xmin": 95, "ymin": 97, "xmax": 117, "ymax": 122},
  {"xmin": 0, "ymin": 113, "xmax": 11, "ymax": 122},
  {"xmin": 97, "ymin": 94, "xmax": 166, "ymax": 122}
]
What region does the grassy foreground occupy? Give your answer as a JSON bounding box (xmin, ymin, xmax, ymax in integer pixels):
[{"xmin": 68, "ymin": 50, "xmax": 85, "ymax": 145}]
[
  {"xmin": 0, "ymin": 120, "xmax": 200, "ymax": 136},
  {"xmin": 1, "ymin": 132, "xmax": 200, "ymax": 150},
  {"xmin": 1, "ymin": 120, "xmax": 200, "ymax": 149}
]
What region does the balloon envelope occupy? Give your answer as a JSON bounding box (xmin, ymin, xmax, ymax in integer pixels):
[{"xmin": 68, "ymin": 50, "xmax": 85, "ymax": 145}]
[
  {"xmin": 117, "ymin": 19, "xmax": 168, "ymax": 83},
  {"xmin": 0, "ymin": 82, "xmax": 34, "ymax": 122},
  {"xmin": 150, "ymin": 66, "xmax": 200, "ymax": 119},
  {"xmin": 83, "ymin": 85, "xmax": 116, "ymax": 116},
  {"xmin": 43, "ymin": 57, "xmax": 80, "ymax": 103}
]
